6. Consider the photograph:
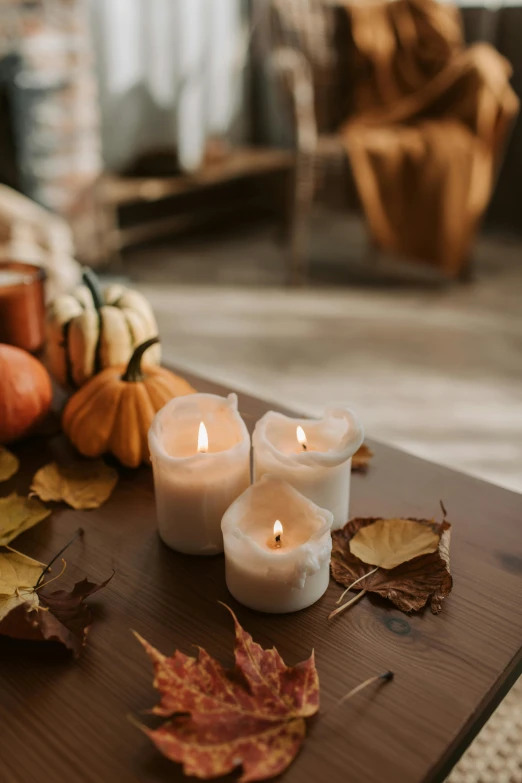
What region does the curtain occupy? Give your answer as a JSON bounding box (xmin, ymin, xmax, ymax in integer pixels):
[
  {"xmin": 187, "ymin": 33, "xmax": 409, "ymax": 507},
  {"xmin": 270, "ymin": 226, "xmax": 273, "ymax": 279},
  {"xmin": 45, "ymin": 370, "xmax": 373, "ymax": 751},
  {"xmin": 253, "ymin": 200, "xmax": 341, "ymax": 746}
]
[{"xmin": 89, "ymin": 0, "xmax": 247, "ymax": 172}]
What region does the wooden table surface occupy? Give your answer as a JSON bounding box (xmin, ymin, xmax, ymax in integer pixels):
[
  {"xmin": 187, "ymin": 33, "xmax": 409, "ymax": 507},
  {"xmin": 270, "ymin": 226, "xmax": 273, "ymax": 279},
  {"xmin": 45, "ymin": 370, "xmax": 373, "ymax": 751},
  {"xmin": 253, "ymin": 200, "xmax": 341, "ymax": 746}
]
[{"xmin": 1, "ymin": 371, "xmax": 521, "ymax": 783}]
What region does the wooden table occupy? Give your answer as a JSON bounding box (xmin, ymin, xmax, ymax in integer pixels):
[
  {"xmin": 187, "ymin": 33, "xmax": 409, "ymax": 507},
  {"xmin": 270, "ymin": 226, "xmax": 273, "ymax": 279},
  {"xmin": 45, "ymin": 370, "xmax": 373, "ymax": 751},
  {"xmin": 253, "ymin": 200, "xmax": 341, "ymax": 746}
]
[{"xmin": 1, "ymin": 371, "xmax": 521, "ymax": 783}]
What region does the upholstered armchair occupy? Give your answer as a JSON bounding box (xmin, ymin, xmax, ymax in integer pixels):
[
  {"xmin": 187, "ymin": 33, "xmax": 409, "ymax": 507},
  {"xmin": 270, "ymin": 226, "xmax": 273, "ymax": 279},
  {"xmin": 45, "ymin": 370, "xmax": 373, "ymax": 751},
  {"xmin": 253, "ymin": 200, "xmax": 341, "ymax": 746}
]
[
  {"xmin": 267, "ymin": 0, "xmax": 518, "ymax": 285},
  {"xmin": 269, "ymin": 0, "xmax": 358, "ymax": 284}
]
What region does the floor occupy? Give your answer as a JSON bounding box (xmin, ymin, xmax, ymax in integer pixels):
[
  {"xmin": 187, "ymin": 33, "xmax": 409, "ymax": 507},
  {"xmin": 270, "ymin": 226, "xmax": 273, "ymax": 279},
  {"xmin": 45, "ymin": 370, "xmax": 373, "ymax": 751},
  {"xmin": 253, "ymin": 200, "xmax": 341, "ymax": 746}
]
[{"xmin": 121, "ymin": 211, "xmax": 522, "ymax": 495}]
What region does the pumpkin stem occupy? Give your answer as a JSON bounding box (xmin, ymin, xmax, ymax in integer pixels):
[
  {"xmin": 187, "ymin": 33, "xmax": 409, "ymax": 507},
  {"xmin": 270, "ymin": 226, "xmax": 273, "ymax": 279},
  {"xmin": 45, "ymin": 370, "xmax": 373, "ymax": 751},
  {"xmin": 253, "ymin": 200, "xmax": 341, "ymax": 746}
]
[
  {"xmin": 82, "ymin": 267, "xmax": 104, "ymax": 310},
  {"xmin": 123, "ymin": 337, "xmax": 160, "ymax": 383}
]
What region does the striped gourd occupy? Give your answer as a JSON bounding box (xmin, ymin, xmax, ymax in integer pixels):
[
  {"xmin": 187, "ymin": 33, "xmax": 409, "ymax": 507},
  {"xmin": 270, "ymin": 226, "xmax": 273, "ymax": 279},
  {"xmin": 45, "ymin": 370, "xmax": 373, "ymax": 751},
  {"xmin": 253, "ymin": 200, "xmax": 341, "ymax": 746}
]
[{"xmin": 45, "ymin": 268, "xmax": 160, "ymax": 388}]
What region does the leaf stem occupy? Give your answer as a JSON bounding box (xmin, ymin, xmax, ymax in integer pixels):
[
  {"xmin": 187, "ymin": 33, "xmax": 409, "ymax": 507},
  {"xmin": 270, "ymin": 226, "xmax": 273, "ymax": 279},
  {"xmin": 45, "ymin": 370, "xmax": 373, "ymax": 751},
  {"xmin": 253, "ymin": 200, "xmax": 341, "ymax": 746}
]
[
  {"xmin": 336, "ymin": 566, "xmax": 380, "ymax": 604},
  {"xmin": 35, "ymin": 558, "xmax": 67, "ymax": 591},
  {"xmin": 34, "ymin": 528, "xmax": 84, "ymax": 589},
  {"xmin": 328, "ymin": 588, "xmax": 368, "ymax": 620},
  {"xmin": 336, "ymin": 671, "xmax": 394, "ymax": 708}
]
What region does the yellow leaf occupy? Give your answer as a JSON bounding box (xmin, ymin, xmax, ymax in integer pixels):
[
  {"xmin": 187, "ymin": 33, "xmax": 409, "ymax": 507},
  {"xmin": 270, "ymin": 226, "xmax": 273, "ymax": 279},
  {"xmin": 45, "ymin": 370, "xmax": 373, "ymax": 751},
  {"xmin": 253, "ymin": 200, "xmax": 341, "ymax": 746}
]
[
  {"xmin": 0, "ymin": 494, "xmax": 51, "ymax": 546},
  {"xmin": 0, "ymin": 587, "xmax": 40, "ymax": 623},
  {"xmin": 0, "ymin": 550, "xmax": 43, "ymax": 621},
  {"xmin": 0, "ymin": 448, "xmax": 19, "ymax": 482},
  {"xmin": 349, "ymin": 518, "xmax": 441, "ymax": 570},
  {"xmin": 30, "ymin": 460, "xmax": 118, "ymax": 510}
]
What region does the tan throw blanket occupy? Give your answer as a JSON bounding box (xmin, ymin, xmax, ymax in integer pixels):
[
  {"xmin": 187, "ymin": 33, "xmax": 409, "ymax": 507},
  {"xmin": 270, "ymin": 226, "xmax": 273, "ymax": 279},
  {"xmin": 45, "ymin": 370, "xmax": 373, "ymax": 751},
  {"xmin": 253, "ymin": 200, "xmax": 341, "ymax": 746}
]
[{"xmin": 341, "ymin": 0, "xmax": 519, "ymax": 277}]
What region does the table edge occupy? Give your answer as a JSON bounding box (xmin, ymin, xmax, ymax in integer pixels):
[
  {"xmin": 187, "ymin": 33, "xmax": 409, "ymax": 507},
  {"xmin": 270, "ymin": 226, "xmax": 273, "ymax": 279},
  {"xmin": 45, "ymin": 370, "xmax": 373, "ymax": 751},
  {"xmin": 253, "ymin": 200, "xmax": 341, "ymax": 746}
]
[{"xmin": 427, "ymin": 646, "xmax": 522, "ymax": 783}]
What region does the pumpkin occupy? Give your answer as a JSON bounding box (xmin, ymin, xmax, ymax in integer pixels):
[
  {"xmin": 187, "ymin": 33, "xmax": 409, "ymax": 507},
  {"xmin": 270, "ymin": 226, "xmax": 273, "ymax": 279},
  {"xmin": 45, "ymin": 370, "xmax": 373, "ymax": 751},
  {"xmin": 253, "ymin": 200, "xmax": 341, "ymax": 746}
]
[
  {"xmin": 62, "ymin": 337, "xmax": 196, "ymax": 468},
  {"xmin": 0, "ymin": 344, "xmax": 53, "ymax": 444},
  {"xmin": 46, "ymin": 267, "xmax": 161, "ymax": 389}
]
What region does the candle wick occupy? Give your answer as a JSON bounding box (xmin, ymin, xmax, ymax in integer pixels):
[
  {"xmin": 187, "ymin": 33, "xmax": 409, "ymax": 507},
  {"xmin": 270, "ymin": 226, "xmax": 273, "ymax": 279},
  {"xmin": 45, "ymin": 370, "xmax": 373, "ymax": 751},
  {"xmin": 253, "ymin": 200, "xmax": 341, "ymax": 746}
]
[
  {"xmin": 302, "ymin": 443, "xmax": 307, "ymax": 451},
  {"xmin": 275, "ymin": 535, "xmax": 282, "ymax": 548}
]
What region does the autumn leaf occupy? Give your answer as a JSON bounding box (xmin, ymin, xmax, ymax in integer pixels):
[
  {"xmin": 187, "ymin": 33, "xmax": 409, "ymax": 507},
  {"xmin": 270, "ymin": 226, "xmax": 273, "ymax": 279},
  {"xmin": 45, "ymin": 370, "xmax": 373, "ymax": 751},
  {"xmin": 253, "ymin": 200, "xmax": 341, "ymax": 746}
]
[
  {"xmin": 134, "ymin": 604, "xmax": 319, "ymax": 782},
  {"xmin": 0, "ymin": 493, "xmax": 51, "ymax": 546},
  {"xmin": 349, "ymin": 518, "xmax": 440, "ymax": 570},
  {"xmin": 0, "ymin": 534, "xmax": 113, "ymax": 658},
  {"xmin": 0, "ymin": 550, "xmax": 44, "ymax": 621},
  {"xmin": 0, "ymin": 447, "xmax": 19, "ymax": 482},
  {"xmin": 0, "ymin": 574, "xmax": 113, "ymax": 658},
  {"xmin": 30, "ymin": 460, "xmax": 118, "ymax": 510},
  {"xmin": 330, "ymin": 516, "xmax": 452, "ymax": 618},
  {"xmin": 352, "ymin": 443, "xmax": 373, "ymax": 473}
]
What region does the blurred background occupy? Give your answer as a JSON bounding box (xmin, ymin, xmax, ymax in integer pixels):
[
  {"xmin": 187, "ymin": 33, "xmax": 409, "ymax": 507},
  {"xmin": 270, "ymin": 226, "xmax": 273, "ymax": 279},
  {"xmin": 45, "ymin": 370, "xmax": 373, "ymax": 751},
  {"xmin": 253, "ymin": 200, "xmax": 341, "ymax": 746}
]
[
  {"xmin": 0, "ymin": 0, "xmax": 521, "ymax": 495},
  {"xmin": 0, "ymin": 2, "xmax": 521, "ymax": 780}
]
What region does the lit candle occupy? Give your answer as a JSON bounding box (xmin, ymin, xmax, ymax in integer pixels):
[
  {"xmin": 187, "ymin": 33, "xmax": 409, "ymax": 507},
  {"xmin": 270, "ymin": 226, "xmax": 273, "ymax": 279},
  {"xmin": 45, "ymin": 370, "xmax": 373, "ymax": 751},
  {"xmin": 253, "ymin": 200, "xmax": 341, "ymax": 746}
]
[
  {"xmin": 149, "ymin": 393, "xmax": 251, "ymax": 555},
  {"xmin": 0, "ymin": 262, "xmax": 46, "ymax": 352},
  {"xmin": 253, "ymin": 408, "xmax": 363, "ymax": 529},
  {"xmin": 222, "ymin": 475, "xmax": 333, "ymax": 613}
]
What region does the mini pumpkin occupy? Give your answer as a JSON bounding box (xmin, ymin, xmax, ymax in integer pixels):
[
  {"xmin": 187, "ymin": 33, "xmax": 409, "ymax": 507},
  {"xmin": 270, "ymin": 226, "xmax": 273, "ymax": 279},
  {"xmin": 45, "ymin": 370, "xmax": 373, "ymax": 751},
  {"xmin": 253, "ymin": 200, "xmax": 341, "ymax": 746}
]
[
  {"xmin": 0, "ymin": 344, "xmax": 52, "ymax": 444},
  {"xmin": 62, "ymin": 337, "xmax": 196, "ymax": 468},
  {"xmin": 46, "ymin": 267, "xmax": 161, "ymax": 388}
]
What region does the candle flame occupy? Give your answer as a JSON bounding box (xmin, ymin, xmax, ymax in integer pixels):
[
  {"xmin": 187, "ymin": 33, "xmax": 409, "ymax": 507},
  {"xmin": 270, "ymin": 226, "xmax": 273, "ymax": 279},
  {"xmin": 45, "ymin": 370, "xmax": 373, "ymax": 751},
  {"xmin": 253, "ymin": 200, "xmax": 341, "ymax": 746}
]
[
  {"xmin": 197, "ymin": 421, "xmax": 208, "ymax": 453},
  {"xmin": 296, "ymin": 425, "xmax": 307, "ymax": 449},
  {"xmin": 274, "ymin": 520, "xmax": 283, "ymax": 548}
]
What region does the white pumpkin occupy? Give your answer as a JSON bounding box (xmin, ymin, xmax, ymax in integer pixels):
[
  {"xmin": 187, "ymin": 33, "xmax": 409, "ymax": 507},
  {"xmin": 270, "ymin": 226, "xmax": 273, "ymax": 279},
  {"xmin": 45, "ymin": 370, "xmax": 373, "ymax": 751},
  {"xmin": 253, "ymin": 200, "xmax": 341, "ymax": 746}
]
[{"xmin": 46, "ymin": 268, "xmax": 161, "ymax": 388}]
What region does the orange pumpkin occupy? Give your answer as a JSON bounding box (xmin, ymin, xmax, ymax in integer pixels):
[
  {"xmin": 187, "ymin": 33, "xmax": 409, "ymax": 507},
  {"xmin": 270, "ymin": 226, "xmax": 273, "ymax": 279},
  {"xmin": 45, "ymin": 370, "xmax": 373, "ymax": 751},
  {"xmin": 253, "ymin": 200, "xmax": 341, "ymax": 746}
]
[
  {"xmin": 63, "ymin": 337, "xmax": 196, "ymax": 468},
  {"xmin": 0, "ymin": 344, "xmax": 53, "ymax": 443}
]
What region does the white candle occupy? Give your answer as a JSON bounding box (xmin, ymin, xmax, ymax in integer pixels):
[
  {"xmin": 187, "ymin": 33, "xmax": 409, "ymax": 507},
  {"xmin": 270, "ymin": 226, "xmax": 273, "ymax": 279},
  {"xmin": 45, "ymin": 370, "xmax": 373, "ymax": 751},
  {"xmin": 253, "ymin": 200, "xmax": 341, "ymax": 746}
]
[
  {"xmin": 222, "ymin": 475, "xmax": 333, "ymax": 613},
  {"xmin": 149, "ymin": 393, "xmax": 250, "ymax": 555},
  {"xmin": 253, "ymin": 408, "xmax": 363, "ymax": 530}
]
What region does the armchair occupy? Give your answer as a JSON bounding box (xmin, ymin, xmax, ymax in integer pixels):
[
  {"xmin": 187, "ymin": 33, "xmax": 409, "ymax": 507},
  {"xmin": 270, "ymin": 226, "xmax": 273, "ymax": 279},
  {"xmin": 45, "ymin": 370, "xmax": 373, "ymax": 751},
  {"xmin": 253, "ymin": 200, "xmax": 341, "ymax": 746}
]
[
  {"xmin": 269, "ymin": 0, "xmax": 358, "ymax": 284},
  {"xmin": 267, "ymin": 0, "xmax": 518, "ymax": 285}
]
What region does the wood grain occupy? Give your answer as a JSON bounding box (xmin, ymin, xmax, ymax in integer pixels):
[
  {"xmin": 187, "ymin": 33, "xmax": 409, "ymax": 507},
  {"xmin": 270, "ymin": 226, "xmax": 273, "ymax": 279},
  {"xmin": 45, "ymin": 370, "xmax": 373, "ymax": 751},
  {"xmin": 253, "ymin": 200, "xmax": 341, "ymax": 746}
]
[{"xmin": 0, "ymin": 371, "xmax": 521, "ymax": 783}]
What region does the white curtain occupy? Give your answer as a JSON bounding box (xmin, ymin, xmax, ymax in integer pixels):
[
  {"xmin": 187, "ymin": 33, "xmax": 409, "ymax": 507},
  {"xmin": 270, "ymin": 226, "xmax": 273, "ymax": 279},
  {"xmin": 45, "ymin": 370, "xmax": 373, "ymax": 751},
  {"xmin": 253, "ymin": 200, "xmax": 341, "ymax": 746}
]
[{"xmin": 88, "ymin": 0, "xmax": 246, "ymax": 172}]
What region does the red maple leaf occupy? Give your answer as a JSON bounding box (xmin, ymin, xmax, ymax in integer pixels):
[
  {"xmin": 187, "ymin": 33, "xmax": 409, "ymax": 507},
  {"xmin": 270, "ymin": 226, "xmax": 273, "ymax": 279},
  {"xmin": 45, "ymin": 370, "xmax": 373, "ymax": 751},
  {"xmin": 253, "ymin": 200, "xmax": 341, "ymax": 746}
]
[{"xmin": 134, "ymin": 604, "xmax": 319, "ymax": 782}]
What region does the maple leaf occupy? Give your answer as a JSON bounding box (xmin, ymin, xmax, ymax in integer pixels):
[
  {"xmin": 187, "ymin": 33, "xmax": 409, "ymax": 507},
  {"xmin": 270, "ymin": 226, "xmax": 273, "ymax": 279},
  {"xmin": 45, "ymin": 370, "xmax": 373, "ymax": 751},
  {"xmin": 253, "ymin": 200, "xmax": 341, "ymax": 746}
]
[
  {"xmin": 0, "ymin": 494, "xmax": 51, "ymax": 546},
  {"xmin": 30, "ymin": 460, "xmax": 118, "ymax": 510},
  {"xmin": 351, "ymin": 443, "xmax": 373, "ymax": 473},
  {"xmin": 330, "ymin": 516, "xmax": 452, "ymax": 617},
  {"xmin": 0, "ymin": 545, "xmax": 113, "ymax": 658},
  {"xmin": 0, "ymin": 447, "xmax": 19, "ymax": 482},
  {"xmin": 134, "ymin": 604, "xmax": 319, "ymax": 782}
]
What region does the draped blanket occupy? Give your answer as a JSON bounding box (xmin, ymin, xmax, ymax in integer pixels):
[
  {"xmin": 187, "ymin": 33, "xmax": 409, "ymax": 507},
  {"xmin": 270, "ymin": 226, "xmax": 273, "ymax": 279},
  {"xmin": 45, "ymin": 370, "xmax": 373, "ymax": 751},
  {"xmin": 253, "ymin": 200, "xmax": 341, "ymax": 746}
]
[{"xmin": 341, "ymin": 0, "xmax": 519, "ymax": 276}]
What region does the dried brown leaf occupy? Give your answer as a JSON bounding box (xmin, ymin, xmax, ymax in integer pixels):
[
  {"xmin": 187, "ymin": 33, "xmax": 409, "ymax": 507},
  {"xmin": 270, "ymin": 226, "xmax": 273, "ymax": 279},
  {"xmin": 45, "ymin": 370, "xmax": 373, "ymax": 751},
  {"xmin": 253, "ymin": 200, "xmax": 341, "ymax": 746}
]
[
  {"xmin": 30, "ymin": 460, "xmax": 118, "ymax": 510},
  {"xmin": 0, "ymin": 561, "xmax": 113, "ymax": 658},
  {"xmin": 331, "ymin": 517, "xmax": 452, "ymax": 614},
  {"xmin": 0, "ymin": 447, "xmax": 19, "ymax": 482},
  {"xmin": 134, "ymin": 604, "xmax": 319, "ymax": 782},
  {"xmin": 352, "ymin": 443, "xmax": 373, "ymax": 473},
  {"xmin": 0, "ymin": 494, "xmax": 51, "ymax": 546},
  {"xmin": 349, "ymin": 518, "xmax": 440, "ymax": 570}
]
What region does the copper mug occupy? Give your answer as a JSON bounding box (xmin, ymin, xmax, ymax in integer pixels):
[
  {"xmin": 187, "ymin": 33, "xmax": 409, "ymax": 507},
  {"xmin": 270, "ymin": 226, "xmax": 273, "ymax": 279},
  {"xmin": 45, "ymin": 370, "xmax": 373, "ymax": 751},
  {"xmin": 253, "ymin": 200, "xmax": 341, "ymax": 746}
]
[{"xmin": 0, "ymin": 261, "xmax": 46, "ymax": 353}]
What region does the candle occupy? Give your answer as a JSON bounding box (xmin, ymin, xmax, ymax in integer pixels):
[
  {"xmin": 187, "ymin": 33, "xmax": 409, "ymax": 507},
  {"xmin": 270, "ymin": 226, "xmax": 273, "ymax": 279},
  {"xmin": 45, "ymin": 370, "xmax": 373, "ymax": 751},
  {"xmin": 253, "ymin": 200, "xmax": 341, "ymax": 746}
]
[
  {"xmin": 149, "ymin": 393, "xmax": 251, "ymax": 555},
  {"xmin": 253, "ymin": 408, "xmax": 363, "ymax": 530},
  {"xmin": 222, "ymin": 475, "xmax": 333, "ymax": 613},
  {"xmin": 0, "ymin": 262, "xmax": 46, "ymax": 352}
]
